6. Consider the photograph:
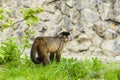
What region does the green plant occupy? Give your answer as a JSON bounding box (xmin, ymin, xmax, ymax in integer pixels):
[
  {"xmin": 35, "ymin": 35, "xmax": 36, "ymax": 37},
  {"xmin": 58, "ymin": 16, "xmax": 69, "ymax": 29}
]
[
  {"xmin": 89, "ymin": 58, "xmax": 106, "ymax": 79},
  {"xmin": 20, "ymin": 7, "xmax": 44, "ymax": 26},
  {"xmin": 103, "ymin": 62, "xmax": 120, "ymax": 80},
  {"xmin": 0, "ymin": 38, "xmax": 21, "ymax": 64},
  {"xmin": 1, "ymin": 57, "xmax": 120, "ymax": 80},
  {"xmin": 0, "ymin": 7, "xmax": 44, "ymax": 30},
  {"xmin": 21, "ymin": 29, "xmax": 35, "ymax": 55},
  {"xmin": 0, "ymin": 8, "xmax": 14, "ymax": 29},
  {"xmin": 64, "ymin": 58, "xmax": 92, "ymax": 80},
  {"xmin": 63, "ymin": 58, "xmax": 106, "ymax": 80}
]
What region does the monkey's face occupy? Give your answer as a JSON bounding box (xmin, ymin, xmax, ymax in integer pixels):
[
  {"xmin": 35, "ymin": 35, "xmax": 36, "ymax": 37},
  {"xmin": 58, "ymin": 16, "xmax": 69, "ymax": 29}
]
[
  {"xmin": 63, "ymin": 35, "xmax": 72, "ymax": 42},
  {"xmin": 58, "ymin": 31, "xmax": 72, "ymax": 42}
]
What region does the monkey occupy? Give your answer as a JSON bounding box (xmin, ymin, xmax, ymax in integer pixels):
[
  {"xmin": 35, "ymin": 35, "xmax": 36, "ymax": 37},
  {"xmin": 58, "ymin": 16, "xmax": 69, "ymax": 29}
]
[{"xmin": 30, "ymin": 31, "xmax": 72, "ymax": 65}]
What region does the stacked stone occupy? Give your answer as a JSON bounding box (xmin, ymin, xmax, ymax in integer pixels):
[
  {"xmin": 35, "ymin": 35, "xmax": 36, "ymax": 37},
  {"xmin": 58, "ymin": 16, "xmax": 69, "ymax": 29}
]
[{"xmin": 1, "ymin": 0, "xmax": 120, "ymax": 60}]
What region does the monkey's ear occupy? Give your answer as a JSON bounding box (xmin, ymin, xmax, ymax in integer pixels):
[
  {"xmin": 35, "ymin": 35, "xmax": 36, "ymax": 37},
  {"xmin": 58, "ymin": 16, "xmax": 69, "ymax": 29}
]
[
  {"xmin": 56, "ymin": 31, "xmax": 62, "ymax": 36},
  {"xmin": 56, "ymin": 31, "xmax": 63, "ymax": 37}
]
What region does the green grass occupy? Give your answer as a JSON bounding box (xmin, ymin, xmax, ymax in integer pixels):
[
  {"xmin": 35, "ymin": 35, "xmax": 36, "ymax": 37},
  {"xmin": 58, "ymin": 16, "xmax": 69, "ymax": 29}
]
[
  {"xmin": 0, "ymin": 57, "xmax": 120, "ymax": 80},
  {"xmin": 0, "ymin": 58, "xmax": 69, "ymax": 80}
]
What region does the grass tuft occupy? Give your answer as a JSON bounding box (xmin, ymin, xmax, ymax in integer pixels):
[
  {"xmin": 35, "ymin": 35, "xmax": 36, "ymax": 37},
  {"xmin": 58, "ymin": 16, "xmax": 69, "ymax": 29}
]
[{"xmin": 0, "ymin": 57, "xmax": 120, "ymax": 80}]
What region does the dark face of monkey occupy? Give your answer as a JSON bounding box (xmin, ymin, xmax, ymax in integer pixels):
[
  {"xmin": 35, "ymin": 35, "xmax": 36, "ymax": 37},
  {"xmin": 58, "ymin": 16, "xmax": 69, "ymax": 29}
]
[
  {"xmin": 30, "ymin": 31, "xmax": 72, "ymax": 65},
  {"xmin": 57, "ymin": 31, "xmax": 72, "ymax": 42}
]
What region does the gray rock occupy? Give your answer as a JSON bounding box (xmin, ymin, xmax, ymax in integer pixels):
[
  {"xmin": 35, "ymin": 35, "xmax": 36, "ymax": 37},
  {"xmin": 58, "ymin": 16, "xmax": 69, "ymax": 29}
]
[
  {"xmin": 3, "ymin": 27, "xmax": 14, "ymax": 36},
  {"xmin": 99, "ymin": 2, "xmax": 111, "ymax": 20},
  {"xmin": 55, "ymin": 10, "xmax": 63, "ymax": 24},
  {"xmin": 76, "ymin": 21, "xmax": 85, "ymax": 33},
  {"xmin": 117, "ymin": 25, "xmax": 120, "ymax": 33},
  {"xmin": 61, "ymin": 3, "xmax": 69, "ymax": 15},
  {"xmin": 115, "ymin": 15, "xmax": 120, "ymax": 23},
  {"xmin": 101, "ymin": 40, "xmax": 120, "ymax": 57},
  {"xmin": 66, "ymin": 40, "xmax": 80, "ymax": 53},
  {"xmin": 79, "ymin": 41, "xmax": 91, "ymax": 51},
  {"xmin": 108, "ymin": 10, "xmax": 117, "ymax": 21},
  {"xmin": 92, "ymin": 34, "xmax": 102, "ymax": 46},
  {"xmin": 2, "ymin": 0, "xmax": 120, "ymax": 60},
  {"xmin": 93, "ymin": 24, "xmax": 106, "ymax": 37},
  {"xmin": 72, "ymin": 29, "xmax": 81, "ymax": 38},
  {"xmin": 104, "ymin": 29, "xmax": 117, "ymax": 39},
  {"xmin": 55, "ymin": 1, "xmax": 62, "ymax": 10},
  {"xmin": 115, "ymin": 55, "xmax": 120, "ymax": 61},
  {"xmin": 45, "ymin": 20, "xmax": 56, "ymax": 30},
  {"xmin": 54, "ymin": 25, "xmax": 62, "ymax": 35},
  {"xmin": 84, "ymin": 25, "xmax": 96, "ymax": 38},
  {"xmin": 8, "ymin": 10, "xmax": 18, "ymax": 18},
  {"xmin": 108, "ymin": 1, "xmax": 120, "ymax": 22},
  {"xmin": 107, "ymin": 0, "xmax": 116, "ymax": 8},
  {"xmin": 16, "ymin": 29, "xmax": 23, "ymax": 37},
  {"xmin": 76, "ymin": 0, "xmax": 94, "ymax": 11},
  {"xmin": 16, "ymin": 0, "xmax": 22, "ymax": 7},
  {"xmin": 66, "ymin": 0, "xmax": 75, "ymax": 8},
  {"xmin": 93, "ymin": 0, "xmax": 100, "ymax": 6},
  {"xmin": 57, "ymin": 19, "xmax": 65, "ymax": 30},
  {"xmin": 70, "ymin": 8, "xmax": 80, "ymax": 24},
  {"xmin": 94, "ymin": 21, "xmax": 118, "ymax": 38},
  {"xmin": 81, "ymin": 9, "xmax": 100, "ymax": 23},
  {"xmin": 44, "ymin": 3, "xmax": 55, "ymax": 13},
  {"xmin": 63, "ymin": 16, "xmax": 72, "ymax": 31},
  {"xmin": 89, "ymin": 46, "xmax": 102, "ymax": 56},
  {"xmin": 35, "ymin": 22, "xmax": 48, "ymax": 33},
  {"xmin": 4, "ymin": 0, "xmax": 16, "ymax": 7},
  {"xmin": 44, "ymin": 29, "xmax": 55, "ymax": 36},
  {"xmin": 78, "ymin": 34, "xmax": 89, "ymax": 43},
  {"xmin": 22, "ymin": 1, "xmax": 31, "ymax": 8},
  {"xmin": 39, "ymin": 12, "xmax": 50, "ymax": 21},
  {"xmin": 0, "ymin": 27, "xmax": 14, "ymax": 41},
  {"xmin": 44, "ymin": 0, "xmax": 55, "ymax": 4},
  {"xmin": 114, "ymin": 1, "xmax": 120, "ymax": 12},
  {"xmin": 13, "ymin": 29, "xmax": 25, "ymax": 42},
  {"xmin": 0, "ymin": 0, "xmax": 3, "ymax": 6}
]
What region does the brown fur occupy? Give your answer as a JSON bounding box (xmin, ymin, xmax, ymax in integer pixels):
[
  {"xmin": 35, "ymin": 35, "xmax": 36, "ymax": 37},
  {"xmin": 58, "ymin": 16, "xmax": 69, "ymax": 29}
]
[{"xmin": 30, "ymin": 31, "xmax": 72, "ymax": 65}]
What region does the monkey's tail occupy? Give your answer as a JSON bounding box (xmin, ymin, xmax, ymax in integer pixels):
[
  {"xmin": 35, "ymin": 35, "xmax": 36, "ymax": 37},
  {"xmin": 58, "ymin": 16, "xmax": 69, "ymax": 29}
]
[{"xmin": 30, "ymin": 41, "xmax": 40, "ymax": 64}]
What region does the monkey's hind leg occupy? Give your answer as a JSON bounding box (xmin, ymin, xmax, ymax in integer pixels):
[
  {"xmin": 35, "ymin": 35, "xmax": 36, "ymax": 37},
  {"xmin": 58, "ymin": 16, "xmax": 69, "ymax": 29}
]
[
  {"xmin": 42, "ymin": 53, "xmax": 49, "ymax": 65},
  {"xmin": 36, "ymin": 57, "xmax": 43, "ymax": 64}
]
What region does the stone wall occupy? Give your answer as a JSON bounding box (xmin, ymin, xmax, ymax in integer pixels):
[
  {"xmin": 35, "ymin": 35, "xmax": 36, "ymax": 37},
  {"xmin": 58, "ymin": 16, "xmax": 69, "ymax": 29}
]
[{"xmin": 1, "ymin": 0, "xmax": 120, "ymax": 61}]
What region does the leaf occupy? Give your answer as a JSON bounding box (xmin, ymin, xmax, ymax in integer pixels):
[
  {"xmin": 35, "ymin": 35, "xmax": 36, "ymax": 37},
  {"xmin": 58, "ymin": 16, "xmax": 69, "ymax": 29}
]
[
  {"xmin": 0, "ymin": 53, "xmax": 4, "ymax": 63},
  {"xmin": 15, "ymin": 76, "xmax": 27, "ymax": 80},
  {"xmin": 19, "ymin": 7, "xmax": 44, "ymax": 26},
  {"xmin": 0, "ymin": 8, "xmax": 4, "ymax": 13},
  {"xmin": 0, "ymin": 14, "xmax": 6, "ymax": 20}
]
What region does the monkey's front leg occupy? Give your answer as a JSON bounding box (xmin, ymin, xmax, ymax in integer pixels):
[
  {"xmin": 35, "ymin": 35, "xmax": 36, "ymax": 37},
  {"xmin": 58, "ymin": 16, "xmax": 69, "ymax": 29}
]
[
  {"xmin": 50, "ymin": 53, "xmax": 54, "ymax": 61},
  {"xmin": 56, "ymin": 52, "xmax": 62, "ymax": 62}
]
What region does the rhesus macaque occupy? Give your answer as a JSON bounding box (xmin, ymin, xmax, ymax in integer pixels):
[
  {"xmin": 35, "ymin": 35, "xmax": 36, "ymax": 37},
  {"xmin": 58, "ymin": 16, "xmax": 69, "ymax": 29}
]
[{"xmin": 30, "ymin": 31, "xmax": 72, "ymax": 65}]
